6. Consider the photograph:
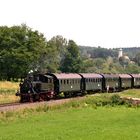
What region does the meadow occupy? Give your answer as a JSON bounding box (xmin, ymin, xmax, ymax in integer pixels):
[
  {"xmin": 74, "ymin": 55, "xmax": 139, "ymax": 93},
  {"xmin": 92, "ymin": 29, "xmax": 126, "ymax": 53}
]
[
  {"xmin": 0, "ymin": 81, "xmax": 19, "ymax": 103},
  {"xmin": 0, "ymin": 81, "xmax": 140, "ymax": 139},
  {"xmin": 0, "ymin": 106, "xmax": 140, "ymax": 140}
]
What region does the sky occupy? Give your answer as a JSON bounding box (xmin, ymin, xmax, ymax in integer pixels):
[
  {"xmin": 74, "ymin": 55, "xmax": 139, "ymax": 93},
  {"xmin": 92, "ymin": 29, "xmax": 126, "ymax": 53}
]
[{"xmin": 0, "ymin": 0, "xmax": 140, "ymax": 48}]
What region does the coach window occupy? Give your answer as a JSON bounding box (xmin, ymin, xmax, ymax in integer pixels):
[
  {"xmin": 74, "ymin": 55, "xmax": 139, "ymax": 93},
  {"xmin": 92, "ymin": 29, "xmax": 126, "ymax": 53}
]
[{"xmin": 77, "ymin": 79, "xmax": 79, "ymax": 84}]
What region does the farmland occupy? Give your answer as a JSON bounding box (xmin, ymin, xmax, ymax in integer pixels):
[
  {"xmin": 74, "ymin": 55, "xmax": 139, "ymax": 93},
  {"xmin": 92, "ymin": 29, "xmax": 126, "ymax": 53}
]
[
  {"xmin": 0, "ymin": 106, "xmax": 140, "ymax": 140},
  {"xmin": 0, "ymin": 81, "xmax": 19, "ymax": 103},
  {"xmin": 0, "ymin": 81, "xmax": 140, "ymax": 139}
]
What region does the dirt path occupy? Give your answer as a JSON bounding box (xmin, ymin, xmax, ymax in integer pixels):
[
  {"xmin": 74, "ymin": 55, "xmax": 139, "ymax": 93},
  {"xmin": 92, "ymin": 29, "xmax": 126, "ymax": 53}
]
[{"xmin": 0, "ymin": 96, "xmax": 85, "ymax": 112}]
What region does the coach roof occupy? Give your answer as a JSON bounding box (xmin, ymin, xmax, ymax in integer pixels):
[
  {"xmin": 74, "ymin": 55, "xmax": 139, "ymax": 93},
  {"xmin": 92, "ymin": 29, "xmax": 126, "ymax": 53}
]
[
  {"xmin": 80, "ymin": 73, "xmax": 102, "ymax": 78},
  {"xmin": 130, "ymin": 74, "xmax": 140, "ymax": 78},
  {"xmin": 119, "ymin": 74, "xmax": 132, "ymax": 78},
  {"xmin": 51, "ymin": 73, "xmax": 82, "ymax": 79},
  {"xmin": 101, "ymin": 74, "xmax": 119, "ymax": 78}
]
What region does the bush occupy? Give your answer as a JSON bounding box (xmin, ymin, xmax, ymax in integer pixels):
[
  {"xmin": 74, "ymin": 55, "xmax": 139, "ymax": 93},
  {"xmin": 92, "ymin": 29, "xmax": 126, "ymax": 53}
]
[{"xmin": 111, "ymin": 94, "xmax": 122, "ymax": 105}]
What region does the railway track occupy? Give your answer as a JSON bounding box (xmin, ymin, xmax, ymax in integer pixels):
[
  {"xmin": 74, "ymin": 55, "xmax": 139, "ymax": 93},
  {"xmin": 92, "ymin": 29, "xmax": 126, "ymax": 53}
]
[
  {"xmin": 0, "ymin": 96, "xmax": 85, "ymax": 112},
  {"xmin": 0, "ymin": 102, "xmax": 20, "ymax": 107},
  {"xmin": 0, "ymin": 95, "xmax": 140, "ymax": 112},
  {"xmin": 0, "ymin": 101, "xmax": 46, "ymax": 112}
]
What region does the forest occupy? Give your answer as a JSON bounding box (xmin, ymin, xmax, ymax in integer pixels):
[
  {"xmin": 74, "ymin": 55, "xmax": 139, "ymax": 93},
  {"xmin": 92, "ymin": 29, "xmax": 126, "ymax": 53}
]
[{"xmin": 0, "ymin": 24, "xmax": 140, "ymax": 81}]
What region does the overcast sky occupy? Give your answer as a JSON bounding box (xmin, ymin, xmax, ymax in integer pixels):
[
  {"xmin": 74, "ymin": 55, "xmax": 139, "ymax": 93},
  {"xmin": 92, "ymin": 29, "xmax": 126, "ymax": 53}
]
[{"xmin": 0, "ymin": 0, "xmax": 140, "ymax": 48}]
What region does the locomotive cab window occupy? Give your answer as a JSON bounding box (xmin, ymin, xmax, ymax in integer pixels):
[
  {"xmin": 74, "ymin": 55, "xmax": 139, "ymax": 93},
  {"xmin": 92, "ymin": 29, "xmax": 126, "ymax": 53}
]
[{"xmin": 39, "ymin": 75, "xmax": 50, "ymax": 83}]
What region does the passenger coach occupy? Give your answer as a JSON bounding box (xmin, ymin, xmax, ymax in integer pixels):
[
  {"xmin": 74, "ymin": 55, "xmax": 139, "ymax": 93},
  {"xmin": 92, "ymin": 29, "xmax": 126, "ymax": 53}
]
[
  {"xmin": 101, "ymin": 74, "xmax": 120, "ymax": 92},
  {"xmin": 119, "ymin": 74, "xmax": 132, "ymax": 89},
  {"xmin": 79, "ymin": 73, "xmax": 102, "ymax": 93},
  {"xmin": 130, "ymin": 74, "xmax": 140, "ymax": 88},
  {"xmin": 47, "ymin": 73, "xmax": 82, "ymax": 97}
]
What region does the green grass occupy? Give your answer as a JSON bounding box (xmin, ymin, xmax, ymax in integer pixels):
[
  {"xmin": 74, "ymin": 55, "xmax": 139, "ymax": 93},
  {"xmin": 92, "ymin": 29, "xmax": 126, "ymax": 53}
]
[
  {"xmin": 0, "ymin": 106, "xmax": 140, "ymax": 140},
  {"xmin": 120, "ymin": 89, "xmax": 140, "ymax": 98},
  {"xmin": 0, "ymin": 81, "xmax": 140, "ymax": 140}
]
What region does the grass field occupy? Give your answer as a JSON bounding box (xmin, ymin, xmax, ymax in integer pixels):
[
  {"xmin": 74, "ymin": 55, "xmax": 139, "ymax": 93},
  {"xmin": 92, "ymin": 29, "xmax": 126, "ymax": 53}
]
[
  {"xmin": 0, "ymin": 106, "xmax": 140, "ymax": 140},
  {"xmin": 0, "ymin": 81, "xmax": 140, "ymax": 139},
  {"xmin": 120, "ymin": 89, "xmax": 140, "ymax": 98},
  {"xmin": 0, "ymin": 81, "xmax": 19, "ymax": 103}
]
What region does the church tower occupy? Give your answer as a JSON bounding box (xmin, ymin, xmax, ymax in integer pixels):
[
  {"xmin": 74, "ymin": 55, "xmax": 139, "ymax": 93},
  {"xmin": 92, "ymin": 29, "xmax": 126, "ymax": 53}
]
[{"xmin": 118, "ymin": 48, "xmax": 123, "ymax": 58}]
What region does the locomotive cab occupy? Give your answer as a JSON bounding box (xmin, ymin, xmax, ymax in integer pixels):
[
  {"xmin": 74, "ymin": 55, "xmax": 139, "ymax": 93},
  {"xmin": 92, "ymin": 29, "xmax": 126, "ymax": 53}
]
[{"xmin": 16, "ymin": 73, "xmax": 55, "ymax": 102}]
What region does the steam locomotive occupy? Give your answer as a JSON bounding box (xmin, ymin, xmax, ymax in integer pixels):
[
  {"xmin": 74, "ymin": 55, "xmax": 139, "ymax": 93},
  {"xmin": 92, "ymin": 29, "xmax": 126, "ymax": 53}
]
[{"xmin": 16, "ymin": 73, "xmax": 140, "ymax": 102}]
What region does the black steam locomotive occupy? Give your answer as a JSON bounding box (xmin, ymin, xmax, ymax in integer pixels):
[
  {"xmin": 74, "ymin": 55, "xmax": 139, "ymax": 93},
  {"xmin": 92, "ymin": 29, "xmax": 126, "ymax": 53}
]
[{"xmin": 16, "ymin": 73, "xmax": 140, "ymax": 102}]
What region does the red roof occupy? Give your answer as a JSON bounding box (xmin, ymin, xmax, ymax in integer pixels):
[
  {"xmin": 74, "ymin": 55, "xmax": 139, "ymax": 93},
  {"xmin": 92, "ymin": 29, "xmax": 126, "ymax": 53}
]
[
  {"xmin": 52, "ymin": 73, "xmax": 82, "ymax": 79},
  {"xmin": 80, "ymin": 73, "xmax": 102, "ymax": 78},
  {"xmin": 119, "ymin": 74, "xmax": 132, "ymax": 78},
  {"xmin": 102, "ymin": 74, "xmax": 119, "ymax": 78},
  {"xmin": 130, "ymin": 74, "xmax": 140, "ymax": 78}
]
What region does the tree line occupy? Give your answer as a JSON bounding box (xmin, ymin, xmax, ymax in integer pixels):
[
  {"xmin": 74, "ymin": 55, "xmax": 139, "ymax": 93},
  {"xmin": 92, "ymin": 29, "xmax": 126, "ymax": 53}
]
[{"xmin": 0, "ymin": 24, "xmax": 140, "ymax": 81}]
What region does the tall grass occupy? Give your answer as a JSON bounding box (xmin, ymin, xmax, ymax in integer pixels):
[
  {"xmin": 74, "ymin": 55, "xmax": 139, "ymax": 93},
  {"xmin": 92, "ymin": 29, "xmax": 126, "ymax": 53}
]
[
  {"xmin": 0, "ymin": 81, "xmax": 19, "ymax": 103},
  {"xmin": 0, "ymin": 102, "xmax": 140, "ymax": 139},
  {"xmin": 120, "ymin": 89, "xmax": 140, "ymax": 98},
  {"xmin": 0, "ymin": 94, "xmax": 137, "ymax": 122}
]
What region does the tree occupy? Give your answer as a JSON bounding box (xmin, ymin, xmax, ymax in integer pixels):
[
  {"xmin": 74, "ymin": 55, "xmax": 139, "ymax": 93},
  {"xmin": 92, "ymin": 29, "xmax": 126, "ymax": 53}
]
[
  {"xmin": 125, "ymin": 64, "xmax": 140, "ymax": 73},
  {"xmin": 44, "ymin": 35, "xmax": 67, "ymax": 72},
  {"xmin": 0, "ymin": 24, "xmax": 47, "ymax": 80},
  {"xmin": 134, "ymin": 52, "xmax": 140, "ymax": 66},
  {"xmin": 89, "ymin": 47, "xmax": 117, "ymax": 59},
  {"xmin": 60, "ymin": 40, "xmax": 83, "ymax": 73}
]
